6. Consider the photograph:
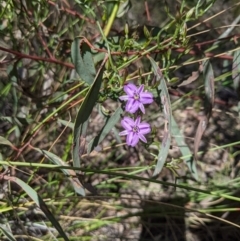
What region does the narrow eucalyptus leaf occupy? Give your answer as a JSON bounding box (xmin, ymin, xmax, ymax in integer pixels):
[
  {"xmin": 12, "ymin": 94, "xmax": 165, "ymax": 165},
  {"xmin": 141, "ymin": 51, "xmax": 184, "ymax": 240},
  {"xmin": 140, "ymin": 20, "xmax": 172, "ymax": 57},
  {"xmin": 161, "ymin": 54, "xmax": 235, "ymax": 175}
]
[
  {"xmin": 203, "ymin": 60, "xmax": 215, "ymax": 117},
  {"xmin": 178, "ymin": 69, "xmax": 200, "ymax": 87},
  {"xmin": 193, "ymin": 60, "xmax": 214, "ymax": 160},
  {"xmin": 72, "ymin": 56, "xmax": 107, "ymax": 169},
  {"xmin": 11, "ymin": 177, "xmax": 69, "ymax": 241},
  {"xmin": 232, "ymin": 50, "xmax": 240, "ymax": 97},
  {"xmin": 154, "ymin": 127, "xmax": 171, "ymax": 177},
  {"xmin": 87, "ymin": 107, "xmax": 123, "ymax": 154},
  {"xmin": 171, "ymin": 116, "xmax": 198, "ymax": 180},
  {"xmin": 194, "ymin": 116, "xmax": 208, "ymax": 161},
  {"xmin": 148, "ymin": 57, "xmax": 172, "ymax": 177},
  {"xmin": 71, "ymin": 38, "xmax": 96, "ymax": 85}
]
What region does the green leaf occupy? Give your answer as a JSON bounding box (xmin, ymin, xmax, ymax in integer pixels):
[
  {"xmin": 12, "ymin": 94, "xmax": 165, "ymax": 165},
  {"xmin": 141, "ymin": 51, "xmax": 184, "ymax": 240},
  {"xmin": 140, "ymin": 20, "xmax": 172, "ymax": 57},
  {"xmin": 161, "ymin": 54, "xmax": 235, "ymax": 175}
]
[
  {"xmin": 72, "ymin": 56, "xmax": 106, "ymax": 169},
  {"xmin": 71, "ymin": 38, "xmax": 96, "ymax": 85},
  {"xmin": 0, "ymin": 225, "xmax": 16, "ymax": 241},
  {"xmin": 194, "ymin": 116, "xmax": 208, "ymax": 161},
  {"xmin": 87, "ymin": 106, "xmax": 123, "ymax": 154},
  {"xmin": 0, "ymin": 82, "xmax": 12, "ymax": 96},
  {"xmin": 35, "ymin": 148, "xmax": 85, "ymax": 196},
  {"xmin": 171, "ymin": 116, "xmax": 198, "ymax": 180},
  {"xmin": 11, "ymin": 177, "xmax": 69, "ymax": 241},
  {"xmin": 0, "ymin": 136, "xmax": 14, "ymax": 148},
  {"xmin": 148, "ymin": 57, "xmax": 172, "ymax": 177},
  {"xmin": 117, "ymin": 0, "xmax": 132, "ymax": 17},
  {"xmin": 57, "ymin": 118, "xmax": 74, "ymax": 129},
  {"xmin": 232, "ymin": 49, "xmax": 240, "ymax": 97},
  {"xmin": 194, "ymin": 60, "xmax": 214, "ymax": 160},
  {"xmin": 203, "ymin": 60, "xmax": 215, "ymax": 117}
]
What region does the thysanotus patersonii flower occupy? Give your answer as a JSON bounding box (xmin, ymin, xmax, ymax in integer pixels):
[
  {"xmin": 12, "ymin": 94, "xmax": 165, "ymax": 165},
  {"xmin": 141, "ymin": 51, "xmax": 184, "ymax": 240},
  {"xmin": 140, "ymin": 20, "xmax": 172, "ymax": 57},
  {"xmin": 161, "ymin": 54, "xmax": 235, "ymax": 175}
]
[
  {"xmin": 119, "ymin": 116, "xmax": 151, "ymax": 147},
  {"xmin": 119, "ymin": 83, "xmax": 153, "ymax": 114}
]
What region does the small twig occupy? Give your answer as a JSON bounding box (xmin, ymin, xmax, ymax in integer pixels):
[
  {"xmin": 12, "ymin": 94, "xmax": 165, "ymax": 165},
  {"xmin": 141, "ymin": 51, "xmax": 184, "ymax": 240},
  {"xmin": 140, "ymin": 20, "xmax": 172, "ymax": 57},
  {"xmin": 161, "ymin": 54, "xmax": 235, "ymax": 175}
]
[
  {"xmin": 0, "ymin": 46, "xmax": 74, "ymax": 68},
  {"xmin": 14, "ymin": 127, "xmax": 42, "ymax": 160},
  {"xmin": 144, "ymin": 1, "xmax": 151, "ymax": 22},
  {"xmin": 38, "ymin": 23, "xmax": 54, "ymax": 59},
  {"xmin": 48, "ymin": 0, "xmax": 96, "ymax": 24}
]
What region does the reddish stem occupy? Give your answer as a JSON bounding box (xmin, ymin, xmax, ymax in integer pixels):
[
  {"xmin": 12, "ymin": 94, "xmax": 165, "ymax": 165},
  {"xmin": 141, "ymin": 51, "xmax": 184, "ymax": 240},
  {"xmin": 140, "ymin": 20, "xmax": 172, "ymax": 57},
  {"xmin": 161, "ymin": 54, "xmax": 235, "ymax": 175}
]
[
  {"xmin": 47, "ymin": 0, "xmax": 96, "ymax": 24},
  {"xmin": 145, "ymin": 1, "xmax": 151, "ymax": 23},
  {"xmin": 0, "ymin": 46, "xmax": 74, "ymax": 69}
]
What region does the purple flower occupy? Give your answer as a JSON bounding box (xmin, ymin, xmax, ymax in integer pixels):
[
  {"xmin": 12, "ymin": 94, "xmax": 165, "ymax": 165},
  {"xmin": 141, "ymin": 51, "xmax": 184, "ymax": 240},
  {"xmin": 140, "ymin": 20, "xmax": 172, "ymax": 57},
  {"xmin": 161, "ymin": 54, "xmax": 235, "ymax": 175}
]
[
  {"xmin": 119, "ymin": 83, "xmax": 153, "ymax": 114},
  {"xmin": 119, "ymin": 116, "xmax": 151, "ymax": 147}
]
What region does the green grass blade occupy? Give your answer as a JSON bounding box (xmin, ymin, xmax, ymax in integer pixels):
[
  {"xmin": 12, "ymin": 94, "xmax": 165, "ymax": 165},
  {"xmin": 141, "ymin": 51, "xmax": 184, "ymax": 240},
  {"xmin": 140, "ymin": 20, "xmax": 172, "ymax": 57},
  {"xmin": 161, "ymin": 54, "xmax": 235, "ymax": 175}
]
[
  {"xmin": 35, "ymin": 148, "xmax": 85, "ymax": 196},
  {"xmin": 11, "ymin": 177, "xmax": 69, "ymax": 241},
  {"xmin": 0, "ymin": 225, "xmax": 16, "ymax": 241}
]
